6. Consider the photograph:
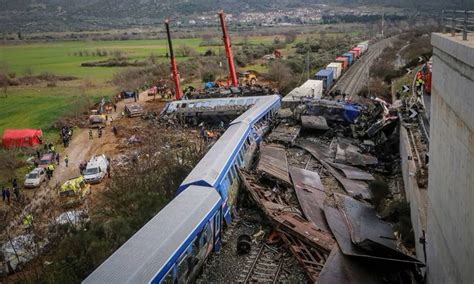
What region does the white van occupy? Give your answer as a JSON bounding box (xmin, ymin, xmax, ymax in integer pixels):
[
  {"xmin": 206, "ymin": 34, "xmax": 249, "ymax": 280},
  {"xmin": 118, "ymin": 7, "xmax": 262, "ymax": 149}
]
[{"xmin": 83, "ymin": 155, "xmax": 109, "ymax": 184}]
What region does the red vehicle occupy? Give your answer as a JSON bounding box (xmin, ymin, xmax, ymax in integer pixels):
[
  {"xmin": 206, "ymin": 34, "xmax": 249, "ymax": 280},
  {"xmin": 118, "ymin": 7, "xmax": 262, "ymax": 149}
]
[
  {"xmin": 38, "ymin": 153, "xmax": 54, "ymax": 168},
  {"xmin": 422, "ymin": 66, "xmax": 432, "ymax": 95}
]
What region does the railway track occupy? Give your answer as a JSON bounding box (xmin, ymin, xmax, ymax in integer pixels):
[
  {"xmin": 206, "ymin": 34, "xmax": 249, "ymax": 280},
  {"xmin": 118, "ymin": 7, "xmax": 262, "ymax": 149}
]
[
  {"xmin": 332, "ymin": 37, "xmax": 395, "ymax": 98},
  {"xmin": 237, "ymin": 244, "xmax": 284, "ymax": 283}
]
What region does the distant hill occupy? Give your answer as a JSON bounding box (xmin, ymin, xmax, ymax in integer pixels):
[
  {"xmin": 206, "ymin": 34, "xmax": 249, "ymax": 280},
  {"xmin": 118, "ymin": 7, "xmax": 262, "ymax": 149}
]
[{"xmin": 0, "ymin": 0, "xmax": 470, "ymax": 33}]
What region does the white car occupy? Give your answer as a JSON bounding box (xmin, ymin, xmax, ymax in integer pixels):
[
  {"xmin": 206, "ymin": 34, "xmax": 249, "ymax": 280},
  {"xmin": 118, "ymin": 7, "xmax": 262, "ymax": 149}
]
[
  {"xmin": 24, "ymin": 168, "xmax": 46, "ymax": 188},
  {"xmin": 83, "ymin": 155, "xmax": 109, "ymax": 184}
]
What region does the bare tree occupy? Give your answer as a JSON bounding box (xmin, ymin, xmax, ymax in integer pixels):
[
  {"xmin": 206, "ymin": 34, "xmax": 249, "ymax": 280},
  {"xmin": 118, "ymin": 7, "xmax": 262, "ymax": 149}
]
[{"xmin": 177, "ymin": 45, "xmax": 197, "ymax": 57}]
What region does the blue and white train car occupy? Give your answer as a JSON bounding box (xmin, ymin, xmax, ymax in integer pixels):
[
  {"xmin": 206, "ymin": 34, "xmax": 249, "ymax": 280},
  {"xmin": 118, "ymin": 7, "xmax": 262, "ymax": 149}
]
[
  {"xmin": 83, "ymin": 186, "xmax": 222, "ymax": 284},
  {"xmin": 83, "ymin": 94, "xmax": 281, "ymax": 284}
]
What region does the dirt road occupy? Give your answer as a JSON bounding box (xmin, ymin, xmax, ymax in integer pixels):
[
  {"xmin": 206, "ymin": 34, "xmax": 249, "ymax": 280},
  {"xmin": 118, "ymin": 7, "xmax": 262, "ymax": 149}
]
[{"xmin": 4, "ymin": 91, "xmax": 155, "ymax": 234}]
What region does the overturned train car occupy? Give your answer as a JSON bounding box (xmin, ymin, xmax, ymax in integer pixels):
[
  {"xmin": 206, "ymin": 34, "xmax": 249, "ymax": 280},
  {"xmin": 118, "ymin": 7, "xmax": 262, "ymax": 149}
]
[{"xmin": 83, "ymin": 95, "xmax": 281, "ymax": 284}]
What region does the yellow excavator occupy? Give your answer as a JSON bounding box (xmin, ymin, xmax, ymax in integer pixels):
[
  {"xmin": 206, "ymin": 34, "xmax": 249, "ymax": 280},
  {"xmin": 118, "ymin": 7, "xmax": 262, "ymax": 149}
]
[{"xmin": 238, "ymin": 71, "xmax": 258, "ymax": 86}]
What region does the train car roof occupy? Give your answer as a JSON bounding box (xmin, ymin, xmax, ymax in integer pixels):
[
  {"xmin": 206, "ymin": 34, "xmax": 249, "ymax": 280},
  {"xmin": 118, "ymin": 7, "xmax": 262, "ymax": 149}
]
[
  {"xmin": 83, "ymin": 185, "xmax": 221, "ymax": 284},
  {"xmin": 229, "ymin": 94, "xmax": 281, "ymax": 126},
  {"xmin": 178, "ymin": 123, "xmax": 250, "ymax": 193}
]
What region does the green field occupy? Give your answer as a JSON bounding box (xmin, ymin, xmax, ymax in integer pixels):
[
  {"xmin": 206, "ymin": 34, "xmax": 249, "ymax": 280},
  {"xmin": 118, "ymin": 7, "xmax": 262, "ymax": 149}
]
[
  {"xmin": 0, "ymin": 84, "xmax": 112, "ymax": 139},
  {"xmin": 0, "ymin": 36, "xmax": 277, "ymax": 81}
]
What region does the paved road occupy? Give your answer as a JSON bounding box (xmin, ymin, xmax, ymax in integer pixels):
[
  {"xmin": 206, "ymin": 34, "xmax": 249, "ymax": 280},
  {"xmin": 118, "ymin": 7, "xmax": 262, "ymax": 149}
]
[{"xmin": 331, "ymin": 37, "xmax": 396, "ymax": 99}]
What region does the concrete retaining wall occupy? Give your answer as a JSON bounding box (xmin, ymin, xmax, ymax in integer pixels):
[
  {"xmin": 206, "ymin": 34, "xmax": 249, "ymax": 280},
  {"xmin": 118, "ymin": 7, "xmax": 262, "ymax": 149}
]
[
  {"xmin": 399, "ymin": 125, "xmax": 427, "ymax": 262},
  {"xmin": 427, "ymin": 33, "xmax": 474, "ymax": 283}
]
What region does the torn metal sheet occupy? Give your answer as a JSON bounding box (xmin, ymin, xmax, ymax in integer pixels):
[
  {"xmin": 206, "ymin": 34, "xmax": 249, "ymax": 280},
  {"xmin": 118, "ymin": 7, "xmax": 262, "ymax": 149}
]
[
  {"xmin": 345, "ymin": 148, "xmax": 378, "ymax": 166},
  {"xmin": 274, "ymin": 212, "xmax": 335, "ymax": 253},
  {"xmin": 335, "ymin": 144, "xmax": 346, "ymax": 163},
  {"xmin": 296, "ymin": 140, "xmax": 371, "ymax": 200},
  {"xmin": 323, "ymin": 199, "xmax": 423, "ymax": 266},
  {"xmin": 327, "ymin": 162, "xmax": 375, "ymax": 181},
  {"xmin": 336, "ymin": 138, "xmax": 378, "ymax": 166},
  {"xmin": 257, "ymin": 144, "xmax": 291, "ymax": 184},
  {"xmin": 267, "ymin": 123, "xmax": 301, "ymax": 144},
  {"xmin": 280, "ymin": 232, "xmax": 328, "ymax": 283},
  {"xmin": 289, "ymin": 167, "xmax": 330, "ymax": 232},
  {"xmin": 301, "ymin": 115, "xmax": 329, "ymax": 130},
  {"xmin": 319, "ymin": 246, "xmax": 384, "ymax": 284},
  {"xmin": 337, "ymin": 194, "xmax": 419, "ymax": 260}
]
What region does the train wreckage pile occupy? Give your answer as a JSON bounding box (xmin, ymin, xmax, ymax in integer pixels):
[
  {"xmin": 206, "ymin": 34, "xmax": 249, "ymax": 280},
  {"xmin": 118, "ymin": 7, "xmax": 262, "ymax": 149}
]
[{"xmin": 232, "ymin": 96, "xmax": 425, "ymax": 283}]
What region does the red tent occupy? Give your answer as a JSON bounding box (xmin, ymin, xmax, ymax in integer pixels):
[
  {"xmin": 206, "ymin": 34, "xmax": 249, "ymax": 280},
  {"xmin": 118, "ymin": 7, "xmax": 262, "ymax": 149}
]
[{"xmin": 2, "ymin": 129, "xmax": 43, "ymax": 149}]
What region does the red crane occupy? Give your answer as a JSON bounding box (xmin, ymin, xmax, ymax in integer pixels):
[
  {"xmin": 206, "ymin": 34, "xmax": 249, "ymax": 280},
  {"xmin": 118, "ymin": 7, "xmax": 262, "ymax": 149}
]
[
  {"xmin": 218, "ymin": 10, "xmax": 238, "ymax": 87},
  {"xmin": 165, "ymin": 19, "xmax": 182, "ymax": 100}
]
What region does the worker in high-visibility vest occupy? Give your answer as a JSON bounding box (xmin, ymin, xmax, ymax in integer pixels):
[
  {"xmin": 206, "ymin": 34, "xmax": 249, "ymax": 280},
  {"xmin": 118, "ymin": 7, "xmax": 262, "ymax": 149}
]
[{"xmin": 23, "ymin": 213, "xmax": 33, "ymax": 228}]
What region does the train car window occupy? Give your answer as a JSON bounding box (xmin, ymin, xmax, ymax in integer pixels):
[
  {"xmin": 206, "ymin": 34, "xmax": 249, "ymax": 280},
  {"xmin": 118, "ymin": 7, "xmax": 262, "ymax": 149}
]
[
  {"xmin": 162, "ymin": 266, "xmax": 175, "ymax": 284},
  {"xmin": 176, "ymin": 252, "xmax": 189, "ymax": 281}
]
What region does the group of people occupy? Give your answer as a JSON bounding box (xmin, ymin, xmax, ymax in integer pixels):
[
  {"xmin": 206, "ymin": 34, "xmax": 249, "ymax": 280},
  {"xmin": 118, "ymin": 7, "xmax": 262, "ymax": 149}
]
[
  {"xmin": 415, "ymin": 71, "xmax": 425, "ymax": 95},
  {"xmin": 2, "ymin": 179, "xmax": 20, "ymax": 204},
  {"xmin": 60, "ymin": 126, "xmax": 73, "ymax": 147}
]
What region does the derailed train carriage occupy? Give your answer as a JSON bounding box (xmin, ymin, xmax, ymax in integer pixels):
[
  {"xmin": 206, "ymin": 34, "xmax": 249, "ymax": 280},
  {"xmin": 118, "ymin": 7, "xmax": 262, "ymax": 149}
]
[{"xmin": 83, "ymin": 95, "xmax": 281, "ymax": 284}]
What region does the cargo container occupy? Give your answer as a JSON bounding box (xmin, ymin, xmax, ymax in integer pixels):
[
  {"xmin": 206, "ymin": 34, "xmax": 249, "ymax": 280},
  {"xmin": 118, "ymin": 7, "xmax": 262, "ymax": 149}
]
[
  {"xmin": 357, "ymin": 41, "xmax": 369, "ymax": 53},
  {"xmin": 352, "ymin": 47, "xmax": 361, "ymax": 58},
  {"xmin": 349, "ymin": 50, "xmax": 358, "ymax": 60},
  {"xmin": 326, "ymin": 62, "xmax": 342, "ymax": 80},
  {"xmin": 282, "ymin": 80, "xmax": 323, "ymax": 107},
  {"xmin": 315, "ymin": 68, "xmax": 334, "ymax": 90},
  {"xmin": 343, "ymin": 53, "xmax": 354, "ymax": 65},
  {"xmin": 335, "ymin": 56, "xmax": 349, "ymax": 70}
]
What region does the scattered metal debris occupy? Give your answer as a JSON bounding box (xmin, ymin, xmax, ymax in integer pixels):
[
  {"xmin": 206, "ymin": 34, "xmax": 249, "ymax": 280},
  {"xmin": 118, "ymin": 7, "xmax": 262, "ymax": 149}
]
[
  {"xmin": 301, "ymin": 115, "xmax": 330, "ymax": 130},
  {"xmin": 327, "ymin": 162, "xmax": 375, "ymax": 181},
  {"xmin": 296, "ymin": 140, "xmax": 371, "ymax": 200},
  {"xmin": 257, "ymin": 144, "xmax": 291, "ymax": 184},
  {"xmin": 324, "ymin": 194, "xmax": 423, "ymax": 266},
  {"xmin": 319, "ymin": 246, "xmax": 385, "ymax": 284},
  {"xmin": 267, "ymin": 123, "xmax": 301, "ymax": 144},
  {"xmin": 289, "ymin": 167, "xmax": 330, "ymax": 232}
]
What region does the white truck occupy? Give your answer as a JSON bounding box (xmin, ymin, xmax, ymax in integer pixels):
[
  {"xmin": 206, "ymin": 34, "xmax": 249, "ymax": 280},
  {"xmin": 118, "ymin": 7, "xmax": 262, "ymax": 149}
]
[
  {"xmin": 83, "ymin": 155, "xmax": 109, "ymax": 184},
  {"xmin": 24, "ymin": 168, "xmax": 46, "ymax": 188}
]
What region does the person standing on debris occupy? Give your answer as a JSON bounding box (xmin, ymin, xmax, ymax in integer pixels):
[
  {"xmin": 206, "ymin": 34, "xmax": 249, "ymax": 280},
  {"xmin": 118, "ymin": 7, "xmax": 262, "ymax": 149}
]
[
  {"xmin": 36, "ymin": 150, "xmax": 41, "ymax": 159},
  {"xmin": 65, "ymin": 155, "xmax": 69, "ymax": 167},
  {"xmin": 113, "ymin": 103, "xmax": 117, "ymax": 112},
  {"xmin": 56, "ymin": 152, "xmax": 60, "ymax": 165},
  {"xmin": 89, "ymin": 129, "xmax": 93, "ymax": 140},
  {"xmin": 23, "ymin": 213, "xmax": 33, "ymax": 228},
  {"xmin": 112, "ymin": 126, "xmax": 118, "ymax": 136},
  {"xmin": 136, "ymin": 90, "xmax": 140, "ymax": 101},
  {"xmin": 12, "ymin": 178, "xmax": 17, "ymax": 190},
  {"xmin": 50, "ymin": 145, "xmax": 56, "ymax": 155}
]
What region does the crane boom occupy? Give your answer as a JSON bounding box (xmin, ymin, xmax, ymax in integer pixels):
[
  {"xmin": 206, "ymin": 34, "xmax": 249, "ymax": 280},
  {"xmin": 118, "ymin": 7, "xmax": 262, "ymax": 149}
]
[
  {"xmin": 165, "ymin": 19, "xmax": 182, "ymax": 100},
  {"xmin": 218, "ymin": 11, "xmax": 238, "ymax": 87}
]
